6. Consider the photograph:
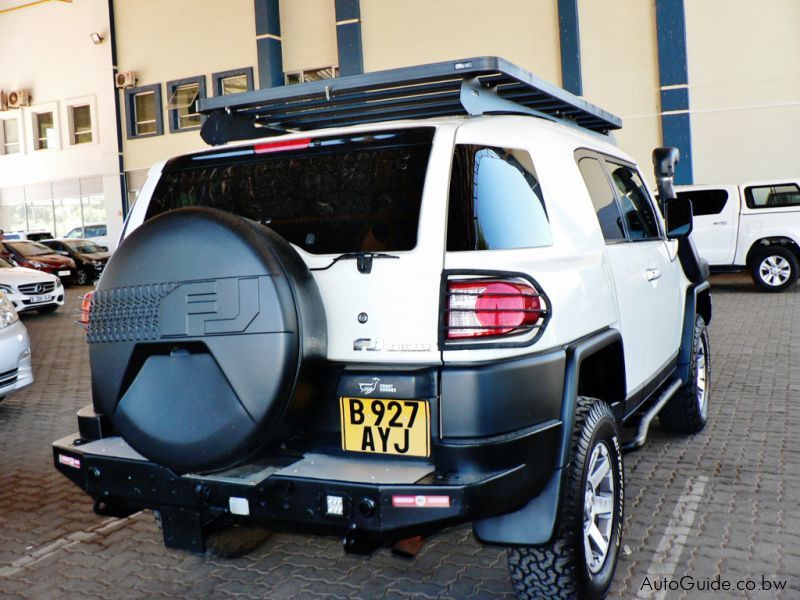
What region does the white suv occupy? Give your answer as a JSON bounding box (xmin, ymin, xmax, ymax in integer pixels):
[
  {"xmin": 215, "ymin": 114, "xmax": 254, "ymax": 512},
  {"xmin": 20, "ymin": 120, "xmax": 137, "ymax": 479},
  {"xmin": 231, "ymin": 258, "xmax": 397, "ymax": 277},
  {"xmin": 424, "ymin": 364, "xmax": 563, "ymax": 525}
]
[{"xmin": 54, "ymin": 58, "xmax": 711, "ymax": 599}]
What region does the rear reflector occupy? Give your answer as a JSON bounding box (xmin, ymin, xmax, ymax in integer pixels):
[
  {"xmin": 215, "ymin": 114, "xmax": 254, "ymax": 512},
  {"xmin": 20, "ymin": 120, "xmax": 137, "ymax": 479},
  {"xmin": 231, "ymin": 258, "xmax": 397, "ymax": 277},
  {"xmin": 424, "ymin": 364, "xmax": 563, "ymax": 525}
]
[
  {"xmin": 392, "ymin": 495, "xmax": 450, "ymax": 508},
  {"xmin": 58, "ymin": 454, "xmax": 81, "ymax": 469},
  {"xmin": 253, "ymin": 138, "xmax": 312, "ymax": 154},
  {"xmin": 446, "ymin": 279, "xmax": 544, "ymax": 339}
]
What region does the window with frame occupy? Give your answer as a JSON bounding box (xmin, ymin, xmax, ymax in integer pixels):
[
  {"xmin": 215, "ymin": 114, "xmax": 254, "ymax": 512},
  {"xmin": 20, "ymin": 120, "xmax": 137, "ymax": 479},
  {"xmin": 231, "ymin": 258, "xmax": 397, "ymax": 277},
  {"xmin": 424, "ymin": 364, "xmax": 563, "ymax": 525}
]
[
  {"xmin": 606, "ymin": 162, "xmax": 660, "ymax": 240},
  {"xmin": 212, "ymin": 68, "xmax": 254, "ymax": 97},
  {"xmin": 221, "ymin": 75, "xmax": 247, "ymax": 95},
  {"xmin": 166, "ymin": 76, "xmax": 205, "ymax": 132},
  {"xmin": 70, "ymin": 104, "xmax": 93, "ymax": 145},
  {"xmin": 134, "ymin": 92, "xmax": 157, "ymax": 135},
  {"xmin": 744, "ymin": 183, "xmax": 800, "ymax": 209},
  {"xmin": 578, "ymin": 157, "xmax": 625, "ymax": 242},
  {"xmin": 125, "ymin": 84, "xmax": 163, "ymax": 139},
  {"xmin": 0, "ymin": 119, "xmax": 20, "ymax": 155},
  {"xmin": 447, "ymin": 145, "xmax": 552, "ymax": 251},
  {"xmin": 285, "ymin": 66, "xmax": 339, "ymax": 85},
  {"xmin": 675, "ymin": 189, "xmax": 729, "ymax": 216},
  {"xmin": 34, "ymin": 111, "xmax": 55, "ymax": 150}
]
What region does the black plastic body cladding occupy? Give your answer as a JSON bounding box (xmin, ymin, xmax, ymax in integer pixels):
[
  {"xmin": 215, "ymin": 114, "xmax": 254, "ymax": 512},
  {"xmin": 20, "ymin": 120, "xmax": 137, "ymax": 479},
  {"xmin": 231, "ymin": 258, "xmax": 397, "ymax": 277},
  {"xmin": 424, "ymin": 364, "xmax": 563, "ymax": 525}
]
[{"xmin": 440, "ymin": 351, "xmax": 565, "ymax": 438}]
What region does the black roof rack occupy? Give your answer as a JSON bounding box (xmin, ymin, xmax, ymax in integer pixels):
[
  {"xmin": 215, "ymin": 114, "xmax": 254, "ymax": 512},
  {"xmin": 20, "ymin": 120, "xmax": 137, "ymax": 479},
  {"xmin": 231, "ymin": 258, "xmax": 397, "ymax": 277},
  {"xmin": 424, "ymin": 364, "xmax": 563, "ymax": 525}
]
[{"xmin": 197, "ymin": 56, "xmax": 622, "ymax": 145}]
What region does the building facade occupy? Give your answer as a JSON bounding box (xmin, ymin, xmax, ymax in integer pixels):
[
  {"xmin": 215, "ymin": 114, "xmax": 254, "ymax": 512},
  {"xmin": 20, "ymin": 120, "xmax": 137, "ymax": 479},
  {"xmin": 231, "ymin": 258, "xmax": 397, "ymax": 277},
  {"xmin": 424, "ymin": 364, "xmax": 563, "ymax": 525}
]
[
  {"xmin": 2, "ymin": 0, "xmax": 799, "ymax": 241},
  {"xmin": 0, "ymin": 0, "xmax": 123, "ymax": 247}
]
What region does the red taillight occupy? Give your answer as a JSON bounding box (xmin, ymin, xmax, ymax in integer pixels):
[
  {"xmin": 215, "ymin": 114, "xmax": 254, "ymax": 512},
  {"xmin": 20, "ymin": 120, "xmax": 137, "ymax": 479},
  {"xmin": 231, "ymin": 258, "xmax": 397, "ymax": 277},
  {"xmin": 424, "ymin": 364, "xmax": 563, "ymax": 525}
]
[
  {"xmin": 78, "ymin": 291, "xmax": 94, "ymax": 328},
  {"xmin": 253, "ymin": 138, "xmax": 312, "ymax": 154},
  {"xmin": 447, "ymin": 280, "xmax": 543, "ymax": 339}
]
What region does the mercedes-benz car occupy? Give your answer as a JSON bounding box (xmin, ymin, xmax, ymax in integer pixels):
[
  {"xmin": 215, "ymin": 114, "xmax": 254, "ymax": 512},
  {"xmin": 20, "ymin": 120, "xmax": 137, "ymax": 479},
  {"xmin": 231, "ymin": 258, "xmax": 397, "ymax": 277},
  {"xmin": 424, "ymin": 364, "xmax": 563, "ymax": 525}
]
[{"xmin": 0, "ymin": 257, "xmax": 65, "ymax": 314}]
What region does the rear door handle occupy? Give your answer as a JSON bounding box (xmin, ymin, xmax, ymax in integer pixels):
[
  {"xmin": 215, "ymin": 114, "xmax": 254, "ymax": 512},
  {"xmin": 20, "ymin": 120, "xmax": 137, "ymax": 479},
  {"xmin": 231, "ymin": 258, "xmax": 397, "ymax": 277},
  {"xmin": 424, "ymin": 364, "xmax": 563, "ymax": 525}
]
[
  {"xmin": 712, "ymin": 221, "xmax": 728, "ymax": 225},
  {"xmin": 645, "ymin": 268, "xmax": 662, "ymax": 281}
]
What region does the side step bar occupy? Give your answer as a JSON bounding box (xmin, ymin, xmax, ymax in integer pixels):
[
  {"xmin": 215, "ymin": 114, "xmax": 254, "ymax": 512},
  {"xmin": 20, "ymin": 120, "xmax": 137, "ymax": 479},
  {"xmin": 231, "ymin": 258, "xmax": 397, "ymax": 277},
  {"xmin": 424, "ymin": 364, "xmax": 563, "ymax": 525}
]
[{"xmin": 622, "ymin": 378, "xmax": 683, "ymax": 452}]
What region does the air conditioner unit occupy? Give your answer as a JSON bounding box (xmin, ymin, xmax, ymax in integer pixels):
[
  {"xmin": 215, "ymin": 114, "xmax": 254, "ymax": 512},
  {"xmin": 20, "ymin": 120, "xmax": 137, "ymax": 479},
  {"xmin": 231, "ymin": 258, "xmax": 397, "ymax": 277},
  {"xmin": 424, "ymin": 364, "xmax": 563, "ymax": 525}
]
[
  {"xmin": 7, "ymin": 89, "xmax": 31, "ymax": 108},
  {"xmin": 115, "ymin": 71, "xmax": 136, "ymax": 89},
  {"xmin": 0, "ymin": 92, "xmax": 7, "ymax": 112}
]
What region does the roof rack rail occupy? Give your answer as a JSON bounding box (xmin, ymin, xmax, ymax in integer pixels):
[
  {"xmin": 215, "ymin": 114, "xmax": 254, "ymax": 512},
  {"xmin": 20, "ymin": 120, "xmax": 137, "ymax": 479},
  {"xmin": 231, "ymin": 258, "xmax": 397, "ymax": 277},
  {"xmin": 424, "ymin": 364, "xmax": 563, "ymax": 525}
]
[{"xmin": 197, "ymin": 56, "xmax": 622, "ymax": 145}]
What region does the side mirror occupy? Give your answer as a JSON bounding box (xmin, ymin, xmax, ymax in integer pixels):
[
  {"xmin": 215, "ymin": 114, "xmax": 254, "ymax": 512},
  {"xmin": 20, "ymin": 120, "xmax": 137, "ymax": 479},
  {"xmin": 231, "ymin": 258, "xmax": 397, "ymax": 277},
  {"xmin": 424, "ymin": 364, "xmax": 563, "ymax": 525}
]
[
  {"xmin": 665, "ymin": 196, "xmax": 693, "ymax": 239},
  {"xmin": 652, "ymin": 146, "xmax": 680, "ymax": 206}
]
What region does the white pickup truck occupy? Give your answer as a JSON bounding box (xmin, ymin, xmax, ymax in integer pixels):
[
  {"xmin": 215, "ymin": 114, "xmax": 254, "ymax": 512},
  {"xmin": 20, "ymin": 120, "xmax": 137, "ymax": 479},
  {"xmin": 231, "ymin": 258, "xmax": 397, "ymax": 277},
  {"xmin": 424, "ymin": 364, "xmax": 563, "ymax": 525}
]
[{"xmin": 676, "ymin": 181, "xmax": 800, "ymax": 291}]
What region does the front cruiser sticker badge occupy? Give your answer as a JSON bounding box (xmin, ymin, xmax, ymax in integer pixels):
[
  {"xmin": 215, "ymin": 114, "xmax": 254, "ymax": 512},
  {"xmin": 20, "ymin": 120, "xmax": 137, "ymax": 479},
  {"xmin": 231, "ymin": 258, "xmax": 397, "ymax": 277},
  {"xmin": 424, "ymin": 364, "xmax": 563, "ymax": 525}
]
[
  {"xmin": 353, "ymin": 338, "xmax": 432, "ymax": 352},
  {"xmin": 357, "ymin": 377, "xmax": 397, "ymax": 395}
]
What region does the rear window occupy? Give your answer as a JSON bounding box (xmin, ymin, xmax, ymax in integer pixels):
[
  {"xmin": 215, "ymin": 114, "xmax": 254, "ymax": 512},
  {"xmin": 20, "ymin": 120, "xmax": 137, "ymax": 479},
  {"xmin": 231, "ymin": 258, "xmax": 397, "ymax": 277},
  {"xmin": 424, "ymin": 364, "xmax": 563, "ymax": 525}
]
[
  {"xmin": 676, "ymin": 189, "xmax": 729, "ymax": 216},
  {"xmin": 146, "ymin": 128, "xmax": 434, "ymax": 254},
  {"xmin": 26, "ymin": 232, "xmax": 53, "ymax": 241},
  {"xmin": 744, "ymin": 183, "xmax": 800, "ymax": 209},
  {"xmin": 447, "ymin": 145, "xmax": 551, "ymax": 251},
  {"xmin": 6, "ymin": 241, "xmax": 52, "ymax": 256}
]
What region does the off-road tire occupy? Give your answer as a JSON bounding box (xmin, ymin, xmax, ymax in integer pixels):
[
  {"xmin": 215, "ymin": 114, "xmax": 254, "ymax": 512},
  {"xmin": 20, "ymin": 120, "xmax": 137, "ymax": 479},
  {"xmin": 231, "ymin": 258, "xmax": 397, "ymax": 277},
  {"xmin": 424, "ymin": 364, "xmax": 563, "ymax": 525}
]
[
  {"xmin": 507, "ymin": 397, "xmax": 624, "ymax": 599},
  {"xmin": 750, "ymin": 245, "xmax": 799, "ymax": 292},
  {"xmin": 659, "ymin": 315, "xmax": 709, "ymax": 434}
]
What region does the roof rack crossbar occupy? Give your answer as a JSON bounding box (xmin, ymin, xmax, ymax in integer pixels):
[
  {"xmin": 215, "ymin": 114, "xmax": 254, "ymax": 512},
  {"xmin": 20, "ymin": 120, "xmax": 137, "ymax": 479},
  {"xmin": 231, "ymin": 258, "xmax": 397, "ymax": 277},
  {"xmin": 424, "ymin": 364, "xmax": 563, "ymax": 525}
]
[
  {"xmin": 197, "ymin": 56, "xmax": 621, "ymax": 145},
  {"xmin": 234, "ymin": 85, "xmax": 462, "ymax": 123}
]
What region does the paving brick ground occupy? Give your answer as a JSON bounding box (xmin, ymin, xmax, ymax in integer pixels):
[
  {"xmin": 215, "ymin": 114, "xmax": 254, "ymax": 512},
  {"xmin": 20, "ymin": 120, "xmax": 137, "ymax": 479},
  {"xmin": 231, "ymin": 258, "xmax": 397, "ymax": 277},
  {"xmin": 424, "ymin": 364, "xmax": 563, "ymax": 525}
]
[{"xmin": 0, "ymin": 274, "xmax": 798, "ymax": 599}]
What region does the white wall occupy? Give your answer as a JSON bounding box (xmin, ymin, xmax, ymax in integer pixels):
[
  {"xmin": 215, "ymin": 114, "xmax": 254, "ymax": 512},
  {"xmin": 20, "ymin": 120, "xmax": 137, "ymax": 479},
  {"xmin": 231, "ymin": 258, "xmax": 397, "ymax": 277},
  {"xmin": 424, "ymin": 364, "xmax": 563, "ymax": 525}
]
[
  {"xmin": 686, "ymin": 0, "xmax": 800, "ymax": 183},
  {"xmin": 579, "ymin": 0, "xmax": 662, "ymax": 181},
  {"xmin": 114, "ymin": 0, "xmax": 258, "ymax": 173},
  {"xmin": 361, "ymin": 0, "xmax": 561, "ymax": 85},
  {"xmin": 0, "ymin": 0, "xmax": 123, "ymax": 244}
]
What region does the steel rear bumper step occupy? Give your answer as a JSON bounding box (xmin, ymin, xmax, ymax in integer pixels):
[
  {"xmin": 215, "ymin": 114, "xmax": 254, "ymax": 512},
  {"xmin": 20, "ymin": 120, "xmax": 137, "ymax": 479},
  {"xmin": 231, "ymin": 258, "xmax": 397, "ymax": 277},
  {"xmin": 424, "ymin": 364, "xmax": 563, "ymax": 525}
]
[{"xmin": 53, "ymin": 434, "xmax": 532, "ymax": 550}]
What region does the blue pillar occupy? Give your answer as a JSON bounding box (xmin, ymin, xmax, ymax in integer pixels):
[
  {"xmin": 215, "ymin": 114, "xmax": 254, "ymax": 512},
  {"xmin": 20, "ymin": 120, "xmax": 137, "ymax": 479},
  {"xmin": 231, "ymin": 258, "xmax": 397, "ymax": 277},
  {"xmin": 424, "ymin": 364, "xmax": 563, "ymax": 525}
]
[
  {"xmin": 557, "ymin": 0, "xmax": 582, "ymax": 96},
  {"xmin": 335, "ymin": 0, "xmax": 364, "ymax": 76},
  {"xmin": 254, "ymin": 0, "xmax": 284, "ymax": 88},
  {"xmin": 655, "ymin": 0, "xmax": 693, "ymax": 184}
]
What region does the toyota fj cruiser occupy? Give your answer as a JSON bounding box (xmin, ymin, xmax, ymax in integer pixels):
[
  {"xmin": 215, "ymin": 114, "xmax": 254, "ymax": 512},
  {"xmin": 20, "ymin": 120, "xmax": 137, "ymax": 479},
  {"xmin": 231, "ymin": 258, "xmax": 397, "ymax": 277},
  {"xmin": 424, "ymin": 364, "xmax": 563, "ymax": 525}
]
[{"xmin": 54, "ymin": 58, "xmax": 711, "ymax": 599}]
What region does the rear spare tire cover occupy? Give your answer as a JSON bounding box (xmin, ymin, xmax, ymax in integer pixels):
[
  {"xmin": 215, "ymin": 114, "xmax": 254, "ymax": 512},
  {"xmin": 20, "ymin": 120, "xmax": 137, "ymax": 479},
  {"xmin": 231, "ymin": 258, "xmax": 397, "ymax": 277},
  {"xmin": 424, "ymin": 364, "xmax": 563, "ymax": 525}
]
[{"xmin": 88, "ymin": 207, "xmax": 326, "ymax": 473}]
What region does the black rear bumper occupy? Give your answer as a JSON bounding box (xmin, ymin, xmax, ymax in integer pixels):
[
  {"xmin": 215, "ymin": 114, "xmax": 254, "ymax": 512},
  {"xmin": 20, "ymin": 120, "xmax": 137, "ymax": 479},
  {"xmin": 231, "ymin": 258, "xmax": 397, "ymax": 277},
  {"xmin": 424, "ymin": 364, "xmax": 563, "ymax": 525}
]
[{"xmin": 54, "ymin": 419, "xmax": 560, "ymax": 550}]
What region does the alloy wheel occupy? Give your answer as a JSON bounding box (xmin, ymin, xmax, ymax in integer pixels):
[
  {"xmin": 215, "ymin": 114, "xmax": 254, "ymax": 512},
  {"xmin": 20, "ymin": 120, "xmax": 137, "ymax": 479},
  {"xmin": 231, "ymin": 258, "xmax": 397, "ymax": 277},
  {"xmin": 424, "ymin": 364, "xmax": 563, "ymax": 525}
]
[
  {"xmin": 758, "ymin": 255, "xmax": 791, "ymax": 286},
  {"xmin": 583, "ymin": 441, "xmax": 615, "ymax": 574}
]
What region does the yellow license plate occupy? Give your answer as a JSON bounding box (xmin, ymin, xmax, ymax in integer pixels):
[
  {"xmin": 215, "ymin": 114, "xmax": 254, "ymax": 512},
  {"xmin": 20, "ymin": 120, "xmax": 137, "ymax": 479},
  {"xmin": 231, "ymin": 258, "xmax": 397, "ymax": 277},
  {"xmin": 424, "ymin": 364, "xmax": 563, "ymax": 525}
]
[{"xmin": 340, "ymin": 397, "xmax": 430, "ymax": 457}]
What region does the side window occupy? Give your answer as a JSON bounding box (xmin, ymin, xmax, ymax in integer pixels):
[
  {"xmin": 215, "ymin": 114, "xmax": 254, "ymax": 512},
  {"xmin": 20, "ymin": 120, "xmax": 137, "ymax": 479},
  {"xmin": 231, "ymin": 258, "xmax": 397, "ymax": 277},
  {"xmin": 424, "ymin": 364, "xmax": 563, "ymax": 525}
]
[
  {"xmin": 577, "ymin": 157, "xmax": 625, "ymax": 242},
  {"xmin": 676, "ymin": 189, "xmax": 728, "ymax": 216},
  {"xmin": 606, "ymin": 162, "xmax": 660, "ymax": 240},
  {"xmin": 744, "ymin": 184, "xmax": 800, "ymax": 209},
  {"xmin": 447, "ymin": 145, "xmax": 552, "ymax": 251}
]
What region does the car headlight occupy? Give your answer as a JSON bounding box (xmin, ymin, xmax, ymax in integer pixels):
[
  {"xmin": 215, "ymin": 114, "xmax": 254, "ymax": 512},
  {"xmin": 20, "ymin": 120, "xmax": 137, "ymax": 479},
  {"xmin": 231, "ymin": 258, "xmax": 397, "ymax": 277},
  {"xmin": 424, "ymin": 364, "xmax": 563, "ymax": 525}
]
[
  {"xmin": 31, "ymin": 261, "xmax": 45, "ymax": 268},
  {"xmin": 91, "ymin": 260, "xmax": 104, "ymax": 266},
  {"xmin": 0, "ymin": 291, "xmax": 19, "ymax": 330},
  {"xmin": 0, "ymin": 284, "xmax": 14, "ymax": 294}
]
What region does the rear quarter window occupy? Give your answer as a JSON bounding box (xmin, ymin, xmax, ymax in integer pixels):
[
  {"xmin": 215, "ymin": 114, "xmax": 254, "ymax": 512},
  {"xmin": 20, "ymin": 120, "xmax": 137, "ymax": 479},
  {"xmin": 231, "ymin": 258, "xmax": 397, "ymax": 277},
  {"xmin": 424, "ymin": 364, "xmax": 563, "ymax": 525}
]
[
  {"xmin": 447, "ymin": 145, "xmax": 551, "ymax": 251},
  {"xmin": 744, "ymin": 184, "xmax": 800, "ymax": 209},
  {"xmin": 676, "ymin": 189, "xmax": 729, "ymax": 216}
]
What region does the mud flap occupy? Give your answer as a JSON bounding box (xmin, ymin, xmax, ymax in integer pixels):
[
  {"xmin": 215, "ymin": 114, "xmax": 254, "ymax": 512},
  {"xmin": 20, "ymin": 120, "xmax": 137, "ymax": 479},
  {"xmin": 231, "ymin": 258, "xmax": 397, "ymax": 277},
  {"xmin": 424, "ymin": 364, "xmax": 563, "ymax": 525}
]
[{"xmin": 472, "ymin": 467, "xmax": 562, "ymax": 546}]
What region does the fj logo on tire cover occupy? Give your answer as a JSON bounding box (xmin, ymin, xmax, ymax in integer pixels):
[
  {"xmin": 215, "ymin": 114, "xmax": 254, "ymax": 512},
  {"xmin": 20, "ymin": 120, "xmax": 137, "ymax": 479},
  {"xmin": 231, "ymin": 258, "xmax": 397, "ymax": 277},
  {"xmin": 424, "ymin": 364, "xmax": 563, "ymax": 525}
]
[{"xmin": 161, "ymin": 278, "xmax": 261, "ymax": 337}]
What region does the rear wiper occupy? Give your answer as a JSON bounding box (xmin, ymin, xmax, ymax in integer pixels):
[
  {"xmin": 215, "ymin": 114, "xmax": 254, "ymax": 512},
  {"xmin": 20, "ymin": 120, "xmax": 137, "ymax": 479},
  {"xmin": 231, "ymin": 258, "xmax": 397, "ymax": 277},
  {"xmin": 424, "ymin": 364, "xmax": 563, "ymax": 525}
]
[{"xmin": 310, "ymin": 252, "xmax": 399, "ymax": 274}]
